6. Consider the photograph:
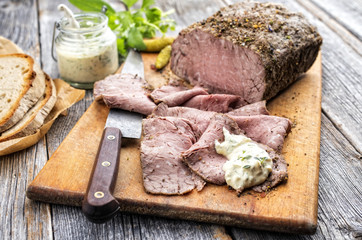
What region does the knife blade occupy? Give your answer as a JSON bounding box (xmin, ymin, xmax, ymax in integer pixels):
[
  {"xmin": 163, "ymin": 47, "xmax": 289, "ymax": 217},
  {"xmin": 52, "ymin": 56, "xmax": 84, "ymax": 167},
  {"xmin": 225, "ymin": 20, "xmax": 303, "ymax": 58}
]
[{"xmin": 82, "ymin": 49, "xmax": 143, "ymax": 223}]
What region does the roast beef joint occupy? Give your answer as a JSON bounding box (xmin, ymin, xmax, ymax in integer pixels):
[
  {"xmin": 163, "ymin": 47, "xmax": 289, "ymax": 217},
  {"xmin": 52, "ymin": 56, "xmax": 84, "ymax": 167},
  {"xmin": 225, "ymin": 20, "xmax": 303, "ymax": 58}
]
[{"xmin": 171, "ymin": 2, "xmax": 322, "ymax": 104}]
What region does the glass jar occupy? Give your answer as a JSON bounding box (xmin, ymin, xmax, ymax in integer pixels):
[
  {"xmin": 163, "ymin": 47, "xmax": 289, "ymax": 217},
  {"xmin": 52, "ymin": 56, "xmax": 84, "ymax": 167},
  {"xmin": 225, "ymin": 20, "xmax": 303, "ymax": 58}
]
[{"xmin": 54, "ymin": 12, "xmax": 118, "ymax": 89}]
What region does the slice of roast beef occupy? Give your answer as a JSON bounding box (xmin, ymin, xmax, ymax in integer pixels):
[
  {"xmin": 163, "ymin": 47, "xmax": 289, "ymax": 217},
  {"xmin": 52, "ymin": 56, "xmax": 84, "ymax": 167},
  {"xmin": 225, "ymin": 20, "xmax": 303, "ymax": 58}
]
[
  {"xmin": 149, "ymin": 85, "xmax": 187, "ymax": 103},
  {"xmin": 228, "ymin": 101, "xmax": 269, "ymax": 116},
  {"xmin": 182, "ymin": 94, "xmax": 244, "ymax": 112},
  {"xmin": 152, "ymin": 103, "xmax": 215, "ymax": 138},
  {"xmin": 141, "ymin": 117, "xmax": 205, "ymax": 195},
  {"xmin": 230, "ymin": 115, "xmax": 292, "ymax": 151},
  {"xmin": 150, "ymin": 85, "xmax": 208, "ymax": 107},
  {"xmin": 94, "ymin": 73, "xmax": 156, "ymax": 115},
  {"xmin": 182, "ymin": 114, "xmax": 242, "ymax": 185},
  {"xmin": 171, "ymin": 2, "xmax": 322, "ymax": 104},
  {"xmin": 252, "ymin": 146, "xmax": 288, "ymax": 192}
]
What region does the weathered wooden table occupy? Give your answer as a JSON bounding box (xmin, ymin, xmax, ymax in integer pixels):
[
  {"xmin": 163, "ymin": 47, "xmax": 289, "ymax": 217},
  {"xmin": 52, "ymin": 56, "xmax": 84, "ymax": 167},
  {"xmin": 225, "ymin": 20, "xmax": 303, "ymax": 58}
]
[{"xmin": 0, "ymin": 0, "xmax": 361, "ymax": 239}]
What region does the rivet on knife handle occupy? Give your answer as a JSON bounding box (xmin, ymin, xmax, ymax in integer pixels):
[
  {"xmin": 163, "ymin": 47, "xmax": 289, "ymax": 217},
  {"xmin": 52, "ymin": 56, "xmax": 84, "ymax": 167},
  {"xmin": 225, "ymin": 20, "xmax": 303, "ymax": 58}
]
[{"xmin": 82, "ymin": 127, "xmax": 122, "ymax": 223}]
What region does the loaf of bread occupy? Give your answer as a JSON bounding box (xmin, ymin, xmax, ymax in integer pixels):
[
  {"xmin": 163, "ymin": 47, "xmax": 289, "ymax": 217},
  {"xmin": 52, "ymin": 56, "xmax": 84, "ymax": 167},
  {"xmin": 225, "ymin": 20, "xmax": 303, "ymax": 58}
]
[{"xmin": 0, "ymin": 54, "xmax": 46, "ymax": 132}]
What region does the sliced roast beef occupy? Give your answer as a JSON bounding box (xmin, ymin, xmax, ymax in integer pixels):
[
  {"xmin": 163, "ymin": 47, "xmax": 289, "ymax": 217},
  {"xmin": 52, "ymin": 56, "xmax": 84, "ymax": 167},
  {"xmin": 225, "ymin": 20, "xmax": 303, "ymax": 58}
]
[
  {"xmin": 252, "ymin": 146, "xmax": 288, "ymax": 192},
  {"xmin": 228, "ymin": 101, "xmax": 269, "ymax": 116},
  {"xmin": 150, "ymin": 85, "xmax": 208, "ymax": 107},
  {"xmin": 149, "ymin": 85, "xmax": 187, "ymax": 102},
  {"xmin": 171, "ymin": 2, "xmax": 322, "ymax": 104},
  {"xmin": 181, "ymin": 113, "xmax": 288, "ymax": 192},
  {"xmin": 141, "ymin": 117, "xmax": 205, "ymax": 195},
  {"xmin": 182, "ymin": 114, "xmax": 242, "ymax": 185},
  {"xmin": 152, "ymin": 103, "xmax": 215, "ymax": 138},
  {"xmin": 94, "ymin": 73, "xmax": 156, "ymax": 115},
  {"xmin": 230, "ymin": 115, "xmax": 292, "ymax": 151},
  {"xmin": 153, "ymin": 103, "xmax": 290, "ymax": 150},
  {"xmin": 182, "ymin": 94, "xmax": 243, "ymax": 112}
]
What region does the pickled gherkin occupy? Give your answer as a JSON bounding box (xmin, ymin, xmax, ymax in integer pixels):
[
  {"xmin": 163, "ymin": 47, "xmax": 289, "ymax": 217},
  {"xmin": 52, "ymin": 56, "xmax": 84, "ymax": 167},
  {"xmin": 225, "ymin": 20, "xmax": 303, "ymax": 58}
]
[
  {"xmin": 144, "ymin": 37, "xmax": 175, "ymax": 52},
  {"xmin": 155, "ymin": 45, "xmax": 172, "ymax": 69}
]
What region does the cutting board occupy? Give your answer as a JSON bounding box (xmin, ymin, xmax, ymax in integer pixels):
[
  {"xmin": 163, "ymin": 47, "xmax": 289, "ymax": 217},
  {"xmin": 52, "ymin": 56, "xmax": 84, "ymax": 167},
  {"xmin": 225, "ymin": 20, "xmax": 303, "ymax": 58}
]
[{"xmin": 27, "ymin": 52, "xmax": 322, "ymax": 234}]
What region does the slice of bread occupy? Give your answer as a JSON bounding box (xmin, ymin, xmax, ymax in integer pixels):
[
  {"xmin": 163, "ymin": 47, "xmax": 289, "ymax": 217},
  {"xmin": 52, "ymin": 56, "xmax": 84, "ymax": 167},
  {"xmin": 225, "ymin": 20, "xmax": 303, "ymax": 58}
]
[
  {"xmin": 0, "ymin": 36, "xmax": 24, "ymax": 54},
  {"xmin": 0, "ymin": 73, "xmax": 57, "ymax": 142},
  {"xmin": 0, "ymin": 54, "xmax": 46, "ymax": 132},
  {"xmin": 0, "ymin": 54, "xmax": 35, "ymax": 131}
]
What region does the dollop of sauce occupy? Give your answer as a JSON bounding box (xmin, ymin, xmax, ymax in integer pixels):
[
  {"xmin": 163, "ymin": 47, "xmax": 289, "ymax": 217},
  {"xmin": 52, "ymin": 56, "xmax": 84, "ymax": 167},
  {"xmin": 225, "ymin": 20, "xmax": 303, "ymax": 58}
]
[{"xmin": 215, "ymin": 128, "xmax": 273, "ymax": 191}]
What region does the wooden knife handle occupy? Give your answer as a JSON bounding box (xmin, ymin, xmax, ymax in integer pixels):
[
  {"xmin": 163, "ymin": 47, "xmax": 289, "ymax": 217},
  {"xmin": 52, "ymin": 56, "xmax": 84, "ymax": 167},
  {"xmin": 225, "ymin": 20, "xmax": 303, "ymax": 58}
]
[{"xmin": 82, "ymin": 127, "xmax": 122, "ymax": 223}]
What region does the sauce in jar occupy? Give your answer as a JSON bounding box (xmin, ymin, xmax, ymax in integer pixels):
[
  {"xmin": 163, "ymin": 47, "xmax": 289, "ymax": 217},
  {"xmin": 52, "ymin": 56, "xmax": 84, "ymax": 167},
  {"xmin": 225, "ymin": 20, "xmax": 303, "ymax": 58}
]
[{"xmin": 54, "ymin": 12, "xmax": 118, "ymax": 89}]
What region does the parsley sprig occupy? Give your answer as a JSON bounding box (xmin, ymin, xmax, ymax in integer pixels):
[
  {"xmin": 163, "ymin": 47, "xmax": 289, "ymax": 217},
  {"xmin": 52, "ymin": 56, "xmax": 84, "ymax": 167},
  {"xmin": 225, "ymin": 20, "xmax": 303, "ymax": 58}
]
[{"xmin": 68, "ymin": 0, "xmax": 176, "ymax": 56}]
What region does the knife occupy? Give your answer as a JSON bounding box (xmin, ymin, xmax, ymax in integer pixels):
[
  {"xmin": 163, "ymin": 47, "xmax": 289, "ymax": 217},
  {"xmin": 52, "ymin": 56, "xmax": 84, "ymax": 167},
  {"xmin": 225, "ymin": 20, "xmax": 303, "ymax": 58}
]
[{"xmin": 82, "ymin": 49, "xmax": 143, "ymax": 223}]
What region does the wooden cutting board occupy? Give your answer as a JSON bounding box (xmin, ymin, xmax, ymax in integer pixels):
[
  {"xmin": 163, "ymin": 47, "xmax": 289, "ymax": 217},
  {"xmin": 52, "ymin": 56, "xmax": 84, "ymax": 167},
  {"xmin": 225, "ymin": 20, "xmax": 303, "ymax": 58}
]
[{"xmin": 27, "ymin": 52, "xmax": 322, "ymax": 234}]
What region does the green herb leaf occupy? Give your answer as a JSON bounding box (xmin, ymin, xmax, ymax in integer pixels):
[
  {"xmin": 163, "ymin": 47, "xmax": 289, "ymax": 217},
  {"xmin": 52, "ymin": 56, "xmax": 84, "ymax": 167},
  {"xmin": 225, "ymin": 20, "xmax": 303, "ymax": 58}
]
[
  {"xmin": 239, "ymin": 155, "xmax": 252, "ymax": 161},
  {"xmin": 142, "ymin": 0, "xmax": 155, "ymax": 9},
  {"xmin": 146, "ymin": 7, "xmax": 162, "ymax": 23},
  {"xmin": 243, "ymin": 165, "xmax": 251, "ymax": 169},
  {"xmin": 117, "ymin": 38, "xmax": 127, "ymax": 56},
  {"xmin": 121, "ymin": 0, "xmax": 138, "ymax": 9},
  {"xmin": 127, "ymin": 27, "xmax": 147, "ymax": 50},
  {"xmin": 259, "ymin": 157, "xmax": 269, "ymax": 165},
  {"xmin": 116, "ymin": 11, "xmax": 133, "ymax": 29},
  {"xmin": 132, "ymin": 10, "xmax": 144, "ymax": 22},
  {"xmin": 68, "ymin": 0, "xmax": 115, "ymax": 15}
]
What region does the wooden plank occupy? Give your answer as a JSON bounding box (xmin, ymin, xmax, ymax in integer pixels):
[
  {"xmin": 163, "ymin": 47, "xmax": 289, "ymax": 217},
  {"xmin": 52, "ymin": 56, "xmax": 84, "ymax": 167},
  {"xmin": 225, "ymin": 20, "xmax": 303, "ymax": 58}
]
[
  {"xmin": 0, "ymin": 0, "xmax": 53, "ymax": 239},
  {"xmin": 27, "ymin": 51, "xmax": 322, "ymax": 234},
  {"xmin": 309, "ymin": 0, "xmax": 362, "ymax": 41},
  {"xmin": 291, "ymin": 0, "xmax": 362, "ymax": 153},
  {"xmin": 156, "ymin": 0, "xmax": 226, "ymax": 36},
  {"xmin": 316, "ymin": 114, "xmax": 362, "ymax": 239},
  {"xmin": 50, "ymin": 209, "xmax": 230, "ymax": 240},
  {"xmin": 0, "ymin": 0, "xmax": 39, "ymax": 58},
  {"xmin": 137, "ymin": 217, "xmax": 232, "ymax": 240},
  {"xmin": 0, "ymin": 145, "xmax": 53, "ymax": 240},
  {"xmin": 297, "ymin": 0, "xmax": 362, "ymax": 56},
  {"xmin": 37, "ymin": 0, "xmax": 231, "ymax": 239},
  {"xmin": 284, "ymin": 0, "xmax": 362, "ymax": 153}
]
